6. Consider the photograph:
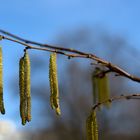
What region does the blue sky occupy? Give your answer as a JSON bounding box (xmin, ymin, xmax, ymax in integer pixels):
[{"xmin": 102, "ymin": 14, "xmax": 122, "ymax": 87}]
[
  {"xmin": 1, "ymin": 0, "xmax": 140, "ymax": 44},
  {"xmin": 1, "ymin": 1, "xmax": 140, "ymax": 38},
  {"xmin": 0, "ymin": 0, "xmax": 140, "ymax": 129}
]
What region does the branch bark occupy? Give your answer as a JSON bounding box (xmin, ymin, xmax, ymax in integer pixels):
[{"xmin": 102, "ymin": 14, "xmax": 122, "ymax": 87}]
[
  {"xmin": 92, "ymin": 94, "xmax": 140, "ymax": 111},
  {"xmin": 0, "ymin": 29, "xmax": 140, "ymax": 83}
]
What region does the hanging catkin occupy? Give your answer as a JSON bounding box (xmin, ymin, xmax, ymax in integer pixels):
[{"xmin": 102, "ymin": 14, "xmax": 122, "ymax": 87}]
[
  {"xmin": 0, "ymin": 47, "xmax": 5, "ymax": 114},
  {"xmin": 98, "ymin": 74, "xmax": 110, "ymax": 107},
  {"xmin": 86, "ymin": 111, "xmax": 98, "ymax": 140},
  {"xmin": 92, "ymin": 68, "xmax": 110, "ymax": 108},
  {"xmin": 19, "ymin": 51, "xmax": 31, "ymax": 125},
  {"xmin": 49, "ymin": 56, "xmax": 55, "ymax": 110},
  {"xmin": 49, "ymin": 53, "xmax": 61, "ymax": 115},
  {"xmin": 24, "ymin": 52, "xmax": 31, "ymax": 122},
  {"xmin": 19, "ymin": 57, "xmax": 26, "ymax": 125}
]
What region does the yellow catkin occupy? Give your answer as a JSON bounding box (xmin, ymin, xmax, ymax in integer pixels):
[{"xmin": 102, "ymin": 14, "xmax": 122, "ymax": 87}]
[
  {"xmin": 19, "ymin": 52, "xmax": 31, "ymax": 125},
  {"xmin": 24, "ymin": 52, "xmax": 31, "ymax": 122},
  {"xmin": 49, "ymin": 53, "xmax": 61, "ymax": 115},
  {"xmin": 92, "ymin": 111, "xmax": 98, "ymax": 140},
  {"xmin": 101, "ymin": 74, "xmax": 110, "ymax": 107},
  {"xmin": 0, "ymin": 47, "xmax": 5, "ymax": 114},
  {"xmin": 97, "ymin": 76, "xmax": 103, "ymax": 103},
  {"xmin": 97, "ymin": 74, "xmax": 110, "ymax": 107},
  {"xmin": 86, "ymin": 111, "xmax": 98, "ymax": 140},
  {"xmin": 50, "ymin": 53, "xmax": 59, "ymax": 108},
  {"xmin": 92, "ymin": 68, "xmax": 110, "ymax": 108},
  {"xmin": 86, "ymin": 114, "xmax": 93, "ymax": 140},
  {"xmin": 19, "ymin": 57, "xmax": 26, "ymax": 125},
  {"xmin": 49, "ymin": 58, "xmax": 55, "ymax": 109},
  {"xmin": 92, "ymin": 68, "xmax": 102, "ymax": 110}
]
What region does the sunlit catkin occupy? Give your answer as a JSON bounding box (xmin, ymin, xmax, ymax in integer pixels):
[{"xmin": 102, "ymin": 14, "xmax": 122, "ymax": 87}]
[
  {"xmin": 24, "ymin": 52, "xmax": 31, "ymax": 122},
  {"xmin": 49, "ymin": 58, "xmax": 55, "ymax": 109},
  {"xmin": 49, "ymin": 53, "xmax": 61, "ymax": 115},
  {"xmin": 0, "ymin": 47, "xmax": 5, "ymax": 114},
  {"xmin": 19, "ymin": 51, "xmax": 31, "ymax": 125},
  {"xmin": 86, "ymin": 111, "xmax": 98, "ymax": 140},
  {"xmin": 19, "ymin": 57, "xmax": 26, "ymax": 125}
]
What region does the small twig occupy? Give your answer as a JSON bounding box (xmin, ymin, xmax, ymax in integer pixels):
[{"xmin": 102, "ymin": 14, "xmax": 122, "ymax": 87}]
[
  {"xmin": 1, "ymin": 30, "xmax": 140, "ymax": 83},
  {"xmin": 1, "ymin": 35, "xmax": 85, "ymax": 58},
  {"xmin": 0, "ymin": 29, "xmax": 93, "ymax": 56},
  {"xmin": 92, "ymin": 94, "xmax": 140, "ymax": 111}
]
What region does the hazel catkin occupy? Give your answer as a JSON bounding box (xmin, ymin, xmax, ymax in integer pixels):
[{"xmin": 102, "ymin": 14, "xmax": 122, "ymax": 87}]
[
  {"xmin": 86, "ymin": 111, "xmax": 98, "ymax": 140},
  {"xmin": 19, "ymin": 57, "xmax": 26, "ymax": 125},
  {"xmin": 19, "ymin": 51, "xmax": 31, "ymax": 125},
  {"xmin": 92, "ymin": 67, "xmax": 110, "ymax": 108},
  {"xmin": 24, "ymin": 52, "xmax": 31, "ymax": 122},
  {"xmin": 49, "ymin": 53, "xmax": 61, "ymax": 115}
]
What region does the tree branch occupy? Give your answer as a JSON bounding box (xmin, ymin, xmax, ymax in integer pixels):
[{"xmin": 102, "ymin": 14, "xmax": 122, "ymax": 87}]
[
  {"xmin": 0, "ymin": 29, "xmax": 140, "ymax": 83},
  {"xmin": 92, "ymin": 94, "xmax": 140, "ymax": 111},
  {"xmin": 0, "ymin": 35, "xmax": 86, "ymax": 58}
]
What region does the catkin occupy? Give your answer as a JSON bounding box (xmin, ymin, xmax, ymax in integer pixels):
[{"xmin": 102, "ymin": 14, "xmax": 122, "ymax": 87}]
[
  {"xmin": 49, "ymin": 53, "xmax": 61, "ymax": 115},
  {"xmin": 92, "ymin": 68, "xmax": 110, "ymax": 108},
  {"xmin": 97, "ymin": 76, "xmax": 103, "ymax": 104},
  {"xmin": 49, "ymin": 58, "xmax": 55, "ymax": 109},
  {"xmin": 0, "ymin": 47, "xmax": 5, "ymax": 114},
  {"xmin": 86, "ymin": 111, "xmax": 98, "ymax": 140},
  {"xmin": 92, "ymin": 111, "xmax": 98, "ymax": 140},
  {"xmin": 19, "ymin": 57, "xmax": 26, "ymax": 125},
  {"xmin": 24, "ymin": 52, "xmax": 31, "ymax": 122},
  {"xmin": 92, "ymin": 68, "xmax": 102, "ymax": 110},
  {"xmin": 86, "ymin": 114, "xmax": 93, "ymax": 140},
  {"xmin": 97, "ymin": 74, "xmax": 110, "ymax": 107},
  {"xmin": 19, "ymin": 51, "xmax": 31, "ymax": 125},
  {"xmin": 100, "ymin": 74, "xmax": 110, "ymax": 107}
]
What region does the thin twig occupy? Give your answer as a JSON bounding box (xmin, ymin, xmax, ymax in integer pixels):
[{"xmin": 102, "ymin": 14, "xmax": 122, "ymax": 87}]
[
  {"xmin": 0, "ymin": 30, "xmax": 140, "ymax": 83},
  {"xmin": 1, "ymin": 35, "xmax": 86, "ymax": 58},
  {"xmin": 0, "ymin": 29, "xmax": 92, "ymax": 55},
  {"xmin": 92, "ymin": 94, "xmax": 140, "ymax": 111}
]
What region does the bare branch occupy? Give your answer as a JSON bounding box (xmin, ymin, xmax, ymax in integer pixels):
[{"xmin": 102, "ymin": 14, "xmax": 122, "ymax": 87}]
[
  {"xmin": 1, "ymin": 35, "xmax": 86, "ymax": 58},
  {"xmin": 92, "ymin": 94, "xmax": 140, "ymax": 111},
  {"xmin": 0, "ymin": 30, "xmax": 140, "ymax": 83}
]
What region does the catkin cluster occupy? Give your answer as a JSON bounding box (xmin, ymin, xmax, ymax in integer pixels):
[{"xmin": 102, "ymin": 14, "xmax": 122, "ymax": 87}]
[
  {"xmin": 49, "ymin": 53, "xmax": 61, "ymax": 115},
  {"xmin": 86, "ymin": 111, "xmax": 98, "ymax": 140},
  {"xmin": 92, "ymin": 67, "xmax": 110, "ymax": 107},
  {"xmin": 0, "ymin": 47, "xmax": 5, "ymax": 114},
  {"xmin": 19, "ymin": 51, "xmax": 31, "ymax": 125}
]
